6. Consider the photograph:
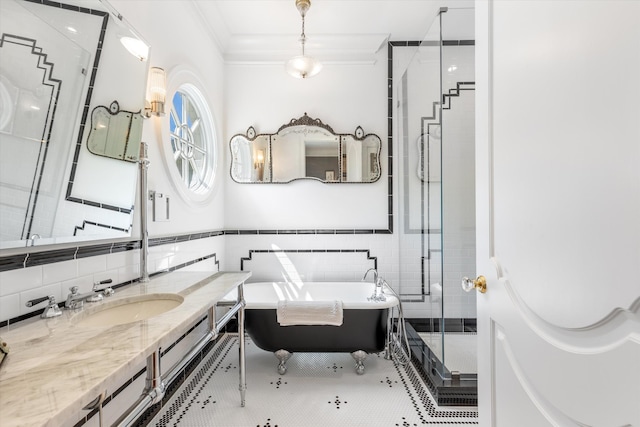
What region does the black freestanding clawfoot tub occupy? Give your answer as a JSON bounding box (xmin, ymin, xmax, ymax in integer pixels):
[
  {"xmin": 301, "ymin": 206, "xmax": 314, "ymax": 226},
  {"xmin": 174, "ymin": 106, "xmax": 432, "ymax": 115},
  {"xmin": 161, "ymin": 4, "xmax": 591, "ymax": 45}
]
[{"xmin": 225, "ymin": 281, "xmax": 399, "ymax": 374}]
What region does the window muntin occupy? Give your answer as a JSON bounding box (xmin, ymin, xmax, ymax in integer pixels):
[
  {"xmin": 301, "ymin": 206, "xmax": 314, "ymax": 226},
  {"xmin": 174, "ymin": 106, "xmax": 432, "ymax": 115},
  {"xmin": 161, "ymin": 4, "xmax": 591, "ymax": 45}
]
[{"xmin": 169, "ymin": 85, "xmax": 215, "ymax": 194}]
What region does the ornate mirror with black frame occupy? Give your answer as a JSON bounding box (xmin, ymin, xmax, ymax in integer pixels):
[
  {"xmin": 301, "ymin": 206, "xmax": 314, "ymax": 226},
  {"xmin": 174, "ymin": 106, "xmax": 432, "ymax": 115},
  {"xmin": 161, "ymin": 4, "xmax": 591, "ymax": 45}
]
[
  {"xmin": 230, "ymin": 113, "xmax": 381, "ymax": 184},
  {"xmin": 0, "ymin": 0, "xmax": 149, "ymax": 249}
]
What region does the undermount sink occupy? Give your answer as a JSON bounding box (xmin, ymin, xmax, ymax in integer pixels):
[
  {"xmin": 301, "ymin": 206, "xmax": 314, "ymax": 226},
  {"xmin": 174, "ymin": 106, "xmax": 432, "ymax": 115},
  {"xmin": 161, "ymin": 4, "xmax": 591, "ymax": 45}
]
[{"xmin": 72, "ymin": 293, "xmax": 184, "ymax": 327}]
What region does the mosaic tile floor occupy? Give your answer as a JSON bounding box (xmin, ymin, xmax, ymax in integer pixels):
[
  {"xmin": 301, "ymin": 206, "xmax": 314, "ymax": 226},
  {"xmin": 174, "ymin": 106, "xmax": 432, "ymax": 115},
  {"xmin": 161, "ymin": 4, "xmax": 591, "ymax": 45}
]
[
  {"xmin": 417, "ymin": 332, "xmax": 477, "ymax": 374},
  {"xmin": 149, "ymin": 334, "xmax": 478, "ymax": 426}
]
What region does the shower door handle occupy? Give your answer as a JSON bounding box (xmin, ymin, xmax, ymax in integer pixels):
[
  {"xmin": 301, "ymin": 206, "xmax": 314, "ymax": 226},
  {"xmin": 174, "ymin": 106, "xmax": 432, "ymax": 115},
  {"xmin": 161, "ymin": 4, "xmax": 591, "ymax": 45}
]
[{"xmin": 462, "ymin": 275, "xmax": 487, "ymax": 293}]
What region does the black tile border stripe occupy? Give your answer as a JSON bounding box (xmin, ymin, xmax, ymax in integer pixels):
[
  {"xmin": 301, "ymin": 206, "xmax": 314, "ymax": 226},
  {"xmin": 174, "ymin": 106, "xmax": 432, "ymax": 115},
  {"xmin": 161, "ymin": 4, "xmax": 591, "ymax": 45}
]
[
  {"xmin": 0, "ymin": 231, "xmax": 225, "ymax": 272},
  {"xmin": 407, "ymin": 317, "xmax": 477, "ymax": 334},
  {"xmin": 73, "ymin": 220, "xmax": 131, "ymax": 236},
  {"xmin": 0, "ymin": 227, "xmax": 392, "ymax": 273},
  {"xmin": 240, "ymin": 248, "xmax": 377, "ymax": 272},
  {"xmin": 225, "ymin": 229, "xmax": 391, "ymax": 235},
  {"xmin": 0, "ymin": 252, "xmax": 220, "ymax": 327},
  {"xmin": 405, "ymin": 321, "xmax": 478, "ymax": 407}
]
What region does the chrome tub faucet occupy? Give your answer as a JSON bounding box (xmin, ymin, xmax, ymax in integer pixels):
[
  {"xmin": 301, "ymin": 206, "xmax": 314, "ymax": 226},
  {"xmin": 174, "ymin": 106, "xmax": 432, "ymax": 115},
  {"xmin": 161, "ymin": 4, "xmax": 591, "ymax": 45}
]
[{"xmin": 362, "ymin": 268, "xmax": 387, "ymax": 302}]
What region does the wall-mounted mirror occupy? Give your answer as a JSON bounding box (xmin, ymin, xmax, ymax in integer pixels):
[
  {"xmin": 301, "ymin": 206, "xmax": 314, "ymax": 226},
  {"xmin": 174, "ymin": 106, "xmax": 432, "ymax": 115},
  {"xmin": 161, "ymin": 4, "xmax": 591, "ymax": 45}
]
[
  {"xmin": 0, "ymin": 0, "xmax": 149, "ymax": 249},
  {"xmin": 230, "ymin": 113, "xmax": 381, "ymax": 184},
  {"xmin": 87, "ymin": 101, "xmax": 143, "ymax": 162}
]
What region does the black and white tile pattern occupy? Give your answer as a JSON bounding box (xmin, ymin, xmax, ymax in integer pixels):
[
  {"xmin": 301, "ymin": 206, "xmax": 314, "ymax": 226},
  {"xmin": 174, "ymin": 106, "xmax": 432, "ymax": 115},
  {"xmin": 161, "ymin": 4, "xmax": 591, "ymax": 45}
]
[{"xmin": 148, "ymin": 334, "xmax": 478, "ymax": 426}]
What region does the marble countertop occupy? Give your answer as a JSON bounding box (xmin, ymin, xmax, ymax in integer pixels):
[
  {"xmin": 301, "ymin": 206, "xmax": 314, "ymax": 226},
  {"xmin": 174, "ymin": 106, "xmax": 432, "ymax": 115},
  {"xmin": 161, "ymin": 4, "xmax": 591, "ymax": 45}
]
[{"xmin": 0, "ymin": 270, "xmax": 251, "ymax": 427}]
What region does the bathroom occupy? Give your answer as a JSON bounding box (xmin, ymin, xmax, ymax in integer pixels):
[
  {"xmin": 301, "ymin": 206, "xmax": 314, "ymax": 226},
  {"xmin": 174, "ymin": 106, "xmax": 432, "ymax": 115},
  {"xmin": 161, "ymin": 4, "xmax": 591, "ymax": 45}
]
[{"xmin": 0, "ymin": 1, "xmax": 638, "ymax": 426}]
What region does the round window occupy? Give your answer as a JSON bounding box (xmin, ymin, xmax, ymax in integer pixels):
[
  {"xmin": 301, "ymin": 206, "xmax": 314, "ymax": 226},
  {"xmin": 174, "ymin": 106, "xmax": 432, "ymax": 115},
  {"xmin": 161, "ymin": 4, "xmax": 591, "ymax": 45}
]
[{"xmin": 168, "ymin": 84, "xmax": 216, "ymax": 195}]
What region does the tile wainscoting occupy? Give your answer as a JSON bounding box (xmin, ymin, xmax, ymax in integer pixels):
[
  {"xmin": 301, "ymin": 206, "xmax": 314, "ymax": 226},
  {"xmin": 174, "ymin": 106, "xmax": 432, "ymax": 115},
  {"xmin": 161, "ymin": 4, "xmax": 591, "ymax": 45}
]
[{"xmin": 0, "ymin": 229, "xmax": 475, "ymax": 326}]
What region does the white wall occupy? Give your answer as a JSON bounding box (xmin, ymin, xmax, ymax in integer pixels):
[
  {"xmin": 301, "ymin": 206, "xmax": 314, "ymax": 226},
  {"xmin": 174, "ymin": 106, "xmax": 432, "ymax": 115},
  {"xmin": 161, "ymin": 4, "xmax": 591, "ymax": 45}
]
[
  {"xmin": 109, "ymin": 0, "xmax": 227, "ymax": 239},
  {"xmin": 221, "ymin": 55, "xmax": 410, "ymax": 312},
  {"xmin": 224, "ymin": 60, "xmax": 388, "ymax": 230},
  {"xmin": 0, "ymin": 0, "xmax": 228, "ymax": 324},
  {"xmin": 1, "ymin": 2, "xmax": 484, "ymax": 325}
]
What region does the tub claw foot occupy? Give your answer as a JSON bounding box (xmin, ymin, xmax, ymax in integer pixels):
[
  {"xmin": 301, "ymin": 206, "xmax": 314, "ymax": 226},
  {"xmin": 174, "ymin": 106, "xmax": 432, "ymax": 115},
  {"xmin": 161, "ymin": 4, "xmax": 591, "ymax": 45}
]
[
  {"xmin": 274, "ymin": 349, "xmax": 292, "ymax": 375},
  {"xmin": 351, "ymin": 350, "xmax": 367, "ymax": 375}
]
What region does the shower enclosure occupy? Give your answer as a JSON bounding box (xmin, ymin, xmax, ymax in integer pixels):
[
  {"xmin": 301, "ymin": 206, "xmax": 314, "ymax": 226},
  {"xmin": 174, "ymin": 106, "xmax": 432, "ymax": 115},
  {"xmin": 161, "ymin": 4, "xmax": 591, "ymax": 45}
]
[{"xmin": 394, "ymin": 7, "xmax": 477, "ymax": 405}]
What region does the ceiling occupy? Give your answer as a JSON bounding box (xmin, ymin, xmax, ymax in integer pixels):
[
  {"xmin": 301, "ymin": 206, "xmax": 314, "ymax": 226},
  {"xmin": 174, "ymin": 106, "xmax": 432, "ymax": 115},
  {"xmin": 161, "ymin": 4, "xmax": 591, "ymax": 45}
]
[{"xmin": 189, "ymin": 0, "xmax": 475, "ymax": 63}]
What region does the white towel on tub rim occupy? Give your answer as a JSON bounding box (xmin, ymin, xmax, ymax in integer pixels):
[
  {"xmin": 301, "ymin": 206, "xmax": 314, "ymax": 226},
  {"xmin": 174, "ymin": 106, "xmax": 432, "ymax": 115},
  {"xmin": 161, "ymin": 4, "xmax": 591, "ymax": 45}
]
[{"xmin": 276, "ymin": 300, "xmax": 344, "ymax": 326}]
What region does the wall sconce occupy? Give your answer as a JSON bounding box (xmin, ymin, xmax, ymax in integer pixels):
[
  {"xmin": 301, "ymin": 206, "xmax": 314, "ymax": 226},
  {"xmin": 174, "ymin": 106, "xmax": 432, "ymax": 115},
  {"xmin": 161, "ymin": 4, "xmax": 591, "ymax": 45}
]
[
  {"xmin": 144, "ymin": 67, "xmax": 166, "ymax": 117},
  {"xmin": 120, "ymin": 36, "xmax": 149, "ymax": 62},
  {"xmin": 254, "ymin": 149, "xmax": 265, "ymax": 181}
]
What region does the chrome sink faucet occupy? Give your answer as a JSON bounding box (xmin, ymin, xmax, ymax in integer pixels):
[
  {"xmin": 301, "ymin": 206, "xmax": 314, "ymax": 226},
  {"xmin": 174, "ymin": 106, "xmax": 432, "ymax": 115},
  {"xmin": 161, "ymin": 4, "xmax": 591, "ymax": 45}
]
[
  {"xmin": 25, "ymin": 295, "xmax": 62, "ymax": 318},
  {"xmin": 65, "ymin": 279, "xmax": 113, "ymax": 310},
  {"xmin": 65, "ymin": 287, "xmax": 94, "ymax": 310},
  {"xmin": 362, "ymin": 268, "xmax": 387, "ymax": 302},
  {"xmin": 86, "ymin": 279, "xmax": 114, "ymax": 303}
]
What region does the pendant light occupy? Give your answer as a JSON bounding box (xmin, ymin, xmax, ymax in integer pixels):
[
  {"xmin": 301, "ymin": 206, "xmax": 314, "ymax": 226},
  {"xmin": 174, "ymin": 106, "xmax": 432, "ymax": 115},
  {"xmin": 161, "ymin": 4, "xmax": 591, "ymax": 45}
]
[{"xmin": 285, "ymin": 0, "xmax": 322, "ymax": 79}]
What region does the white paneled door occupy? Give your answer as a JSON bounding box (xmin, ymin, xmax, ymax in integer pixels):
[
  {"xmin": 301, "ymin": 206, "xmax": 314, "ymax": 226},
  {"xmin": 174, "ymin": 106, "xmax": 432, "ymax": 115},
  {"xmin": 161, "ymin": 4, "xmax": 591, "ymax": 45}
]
[{"xmin": 475, "ymin": 1, "xmax": 640, "ymax": 426}]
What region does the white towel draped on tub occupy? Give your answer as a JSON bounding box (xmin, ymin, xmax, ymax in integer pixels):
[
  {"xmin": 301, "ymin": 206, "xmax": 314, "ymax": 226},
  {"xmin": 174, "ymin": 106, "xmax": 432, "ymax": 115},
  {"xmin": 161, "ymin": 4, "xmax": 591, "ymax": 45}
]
[{"xmin": 276, "ymin": 300, "xmax": 344, "ymax": 326}]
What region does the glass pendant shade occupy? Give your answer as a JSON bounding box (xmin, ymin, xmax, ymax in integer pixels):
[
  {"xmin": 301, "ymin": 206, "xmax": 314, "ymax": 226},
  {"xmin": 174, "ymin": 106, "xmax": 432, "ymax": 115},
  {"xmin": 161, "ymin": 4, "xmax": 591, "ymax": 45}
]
[
  {"xmin": 285, "ymin": 55, "xmax": 322, "ymax": 79},
  {"xmin": 286, "ymin": 0, "xmax": 321, "ymax": 79}
]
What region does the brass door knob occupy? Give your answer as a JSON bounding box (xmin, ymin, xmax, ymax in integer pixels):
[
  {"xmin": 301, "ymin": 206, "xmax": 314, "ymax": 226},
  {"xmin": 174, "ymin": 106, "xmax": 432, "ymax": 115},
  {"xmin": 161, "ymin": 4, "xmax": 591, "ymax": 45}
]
[{"xmin": 462, "ymin": 275, "xmax": 487, "ymax": 293}]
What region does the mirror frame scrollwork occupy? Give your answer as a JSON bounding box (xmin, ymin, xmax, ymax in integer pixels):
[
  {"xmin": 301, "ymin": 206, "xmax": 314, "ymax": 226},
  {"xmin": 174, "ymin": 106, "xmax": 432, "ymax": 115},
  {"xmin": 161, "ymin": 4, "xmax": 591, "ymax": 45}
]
[{"xmin": 229, "ymin": 113, "xmax": 382, "ymax": 184}]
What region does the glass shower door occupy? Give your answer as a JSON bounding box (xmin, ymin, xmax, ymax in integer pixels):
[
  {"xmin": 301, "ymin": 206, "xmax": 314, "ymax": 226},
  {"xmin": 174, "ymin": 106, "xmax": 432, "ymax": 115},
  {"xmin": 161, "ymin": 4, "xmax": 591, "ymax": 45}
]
[
  {"xmin": 431, "ymin": 6, "xmax": 477, "ymax": 390},
  {"xmin": 395, "ymin": 6, "xmax": 477, "ymax": 405}
]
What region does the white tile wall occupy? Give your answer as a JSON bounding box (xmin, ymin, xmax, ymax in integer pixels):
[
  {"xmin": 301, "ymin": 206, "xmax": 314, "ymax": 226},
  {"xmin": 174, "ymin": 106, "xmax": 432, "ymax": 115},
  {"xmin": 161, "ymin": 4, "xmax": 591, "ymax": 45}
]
[
  {"xmin": 0, "ymin": 293, "xmax": 20, "ymax": 321},
  {"xmin": 77, "ymin": 255, "xmax": 107, "ymax": 277},
  {"xmin": 440, "ymin": 89, "xmax": 477, "ymax": 320},
  {"xmin": 42, "ymin": 259, "xmax": 78, "ymax": 285},
  {"xmin": 0, "ymin": 265, "xmax": 43, "ymax": 297},
  {"xmin": 224, "ymin": 234, "xmax": 400, "ymax": 285},
  {"xmin": 0, "ymin": 236, "xmax": 224, "ymax": 324},
  {"xmin": 161, "ymin": 320, "xmax": 209, "ymax": 374}
]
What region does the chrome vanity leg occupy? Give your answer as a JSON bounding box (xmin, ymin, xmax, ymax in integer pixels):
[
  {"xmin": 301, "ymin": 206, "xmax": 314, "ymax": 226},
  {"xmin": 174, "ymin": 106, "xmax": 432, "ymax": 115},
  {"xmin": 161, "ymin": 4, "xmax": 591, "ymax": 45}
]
[
  {"xmin": 83, "ymin": 391, "xmax": 106, "ymax": 427},
  {"xmin": 238, "ymin": 282, "xmax": 246, "ymax": 407},
  {"xmin": 351, "ymin": 350, "xmax": 367, "ymax": 375},
  {"xmin": 274, "ymin": 349, "xmax": 292, "ymax": 375},
  {"xmin": 145, "ymin": 349, "xmax": 165, "ymax": 404}
]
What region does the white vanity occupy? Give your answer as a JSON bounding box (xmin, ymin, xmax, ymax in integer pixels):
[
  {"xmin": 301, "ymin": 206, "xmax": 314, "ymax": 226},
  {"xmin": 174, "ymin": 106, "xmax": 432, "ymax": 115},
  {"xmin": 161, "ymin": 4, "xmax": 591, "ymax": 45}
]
[{"xmin": 0, "ymin": 270, "xmax": 250, "ymax": 427}]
